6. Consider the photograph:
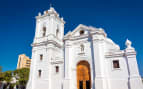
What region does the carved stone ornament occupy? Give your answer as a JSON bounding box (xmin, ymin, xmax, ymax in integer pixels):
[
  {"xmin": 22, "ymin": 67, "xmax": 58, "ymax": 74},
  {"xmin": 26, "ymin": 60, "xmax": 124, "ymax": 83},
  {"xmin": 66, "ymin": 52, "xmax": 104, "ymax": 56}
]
[{"xmin": 125, "ymin": 39, "xmax": 132, "ymax": 49}]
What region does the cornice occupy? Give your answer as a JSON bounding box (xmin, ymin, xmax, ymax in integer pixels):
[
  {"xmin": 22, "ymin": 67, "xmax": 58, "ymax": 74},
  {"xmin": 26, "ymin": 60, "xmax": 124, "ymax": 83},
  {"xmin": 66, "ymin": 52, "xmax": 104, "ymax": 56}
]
[
  {"xmin": 105, "ymin": 51, "xmax": 125, "ymax": 58},
  {"xmin": 64, "ymin": 31, "xmax": 106, "ymax": 41},
  {"xmin": 124, "ymin": 51, "xmax": 136, "ymax": 56},
  {"xmin": 32, "ymin": 40, "xmax": 63, "ymax": 48},
  {"xmin": 105, "ymin": 49, "xmax": 136, "ymax": 58},
  {"xmin": 35, "ymin": 34, "xmax": 62, "ymax": 42},
  {"xmin": 64, "ymin": 34, "xmax": 89, "ymax": 41},
  {"xmin": 37, "ymin": 15, "xmax": 65, "ymax": 24},
  {"xmin": 124, "ymin": 48, "xmax": 136, "ymax": 56},
  {"xmin": 51, "ymin": 60, "xmax": 64, "ymax": 64}
]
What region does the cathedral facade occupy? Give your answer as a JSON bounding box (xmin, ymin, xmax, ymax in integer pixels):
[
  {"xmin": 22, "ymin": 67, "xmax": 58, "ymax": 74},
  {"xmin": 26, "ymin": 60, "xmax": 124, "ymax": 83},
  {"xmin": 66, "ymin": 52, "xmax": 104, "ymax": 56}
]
[{"xmin": 26, "ymin": 7, "xmax": 143, "ymax": 89}]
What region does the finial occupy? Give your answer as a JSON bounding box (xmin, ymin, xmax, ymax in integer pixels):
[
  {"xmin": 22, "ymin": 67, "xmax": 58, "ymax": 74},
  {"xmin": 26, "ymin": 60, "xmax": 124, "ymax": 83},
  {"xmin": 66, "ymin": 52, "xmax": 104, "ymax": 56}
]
[
  {"xmin": 49, "ymin": 2, "xmax": 55, "ymax": 11},
  {"xmin": 49, "ymin": 6, "xmax": 55, "ymax": 12},
  {"xmin": 99, "ymin": 28, "xmax": 104, "ymax": 31},
  {"xmin": 125, "ymin": 39, "xmax": 132, "ymax": 48},
  {"xmin": 38, "ymin": 12, "xmax": 41, "ymax": 16},
  {"xmin": 61, "ymin": 17, "xmax": 64, "ymax": 20},
  {"xmin": 44, "ymin": 11, "xmax": 46, "ymax": 15}
]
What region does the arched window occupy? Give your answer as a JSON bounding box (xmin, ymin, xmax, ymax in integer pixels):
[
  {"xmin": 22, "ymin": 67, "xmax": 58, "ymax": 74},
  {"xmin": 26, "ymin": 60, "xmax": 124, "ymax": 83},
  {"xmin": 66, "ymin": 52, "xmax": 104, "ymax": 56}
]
[
  {"xmin": 43, "ymin": 27, "xmax": 46, "ymax": 37},
  {"xmin": 80, "ymin": 30, "xmax": 84, "ymax": 35},
  {"xmin": 80, "ymin": 44, "xmax": 84, "ymax": 52},
  {"xmin": 38, "ymin": 70, "xmax": 42, "ymax": 77}
]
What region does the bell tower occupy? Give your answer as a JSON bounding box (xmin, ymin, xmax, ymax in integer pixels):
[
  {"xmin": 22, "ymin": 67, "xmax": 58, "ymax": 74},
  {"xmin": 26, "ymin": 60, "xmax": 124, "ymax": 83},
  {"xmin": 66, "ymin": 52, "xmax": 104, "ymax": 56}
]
[
  {"xmin": 34, "ymin": 7, "xmax": 65, "ymax": 42},
  {"xmin": 26, "ymin": 7, "xmax": 65, "ymax": 89}
]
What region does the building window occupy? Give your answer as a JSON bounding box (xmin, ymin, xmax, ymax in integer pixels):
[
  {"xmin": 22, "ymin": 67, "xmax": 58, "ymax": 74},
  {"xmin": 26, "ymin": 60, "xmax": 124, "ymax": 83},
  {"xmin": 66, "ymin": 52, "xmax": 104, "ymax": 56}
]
[
  {"xmin": 56, "ymin": 66, "xmax": 59, "ymax": 73},
  {"xmin": 113, "ymin": 60, "xmax": 120, "ymax": 68},
  {"xmin": 80, "ymin": 44, "xmax": 84, "ymax": 52},
  {"xmin": 38, "ymin": 70, "xmax": 42, "ymax": 77},
  {"xmin": 43, "ymin": 27, "xmax": 46, "ymax": 37},
  {"xmin": 40, "ymin": 54, "xmax": 43, "ymax": 60},
  {"xmin": 80, "ymin": 30, "xmax": 84, "ymax": 35},
  {"xmin": 56, "ymin": 28, "xmax": 59, "ymax": 37},
  {"xmin": 19, "ymin": 57, "xmax": 21, "ymax": 68}
]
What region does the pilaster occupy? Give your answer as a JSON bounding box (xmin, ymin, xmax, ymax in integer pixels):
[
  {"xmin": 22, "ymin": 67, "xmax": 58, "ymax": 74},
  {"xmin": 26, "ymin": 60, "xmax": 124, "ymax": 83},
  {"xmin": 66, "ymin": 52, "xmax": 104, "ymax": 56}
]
[
  {"xmin": 63, "ymin": 40, "xmax": 73, "ymax": 89},
  {"xmin": 124, "ymin": 39, "xmax": 143, "ymax": 89},
  {"xmin": 92, "ymin": 35, "xmax": 108, "ymax": 89}
]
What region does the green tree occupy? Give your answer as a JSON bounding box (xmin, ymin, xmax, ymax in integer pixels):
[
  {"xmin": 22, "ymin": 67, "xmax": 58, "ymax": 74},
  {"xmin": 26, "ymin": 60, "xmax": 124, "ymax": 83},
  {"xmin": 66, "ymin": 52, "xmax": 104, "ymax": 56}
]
[
  {"xmin": 14, "ymin": 68, "xmax": 30, "ymax": 85},
  {"xmin": 0, "ymin": 66, "xmax": 4, "ymax": 81},
  {"xmin": 0, "ymin": 73, "xmax": 4, "ymax": 81},
  {"xmin": 0, "ymin": 68, "xmax": 30, "ymax": 88},
  {"xmin": 3, "ymin": 71, "xmax": 12, "ymax": 83}
]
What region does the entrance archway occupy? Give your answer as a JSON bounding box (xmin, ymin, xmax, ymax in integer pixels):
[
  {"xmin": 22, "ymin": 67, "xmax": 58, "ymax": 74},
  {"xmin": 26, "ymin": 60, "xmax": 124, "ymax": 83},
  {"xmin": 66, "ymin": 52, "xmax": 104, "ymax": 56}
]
[{"xmin": 77, "ymin": 61, "xmax": 91, "ymax": 89}]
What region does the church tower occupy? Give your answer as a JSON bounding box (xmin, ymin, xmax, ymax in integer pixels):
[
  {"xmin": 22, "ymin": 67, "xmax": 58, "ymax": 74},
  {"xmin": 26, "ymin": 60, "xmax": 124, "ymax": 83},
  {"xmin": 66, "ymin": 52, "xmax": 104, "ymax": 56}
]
[{"xmin": 26, "ymin": 7, "xmax": 65, "ymax": 89}]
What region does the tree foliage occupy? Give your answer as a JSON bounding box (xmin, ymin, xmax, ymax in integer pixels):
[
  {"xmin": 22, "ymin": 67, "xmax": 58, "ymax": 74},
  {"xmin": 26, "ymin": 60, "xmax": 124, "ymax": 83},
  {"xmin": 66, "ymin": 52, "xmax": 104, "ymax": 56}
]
[
  {"xmin": 0, "ymin": 73, "xmax": 4, "ymax": 81},
  {"xmin": 0, "ymin": 67, "xmax": 13, "ymax": 83},
  {"xmin": 14, "ymin": 68, "xmax": 30, "ymax": 85},
  {"xmin": 0, "ymin": 66, "xmax": 4, "ymax": 81},
  {"xmin": 3, "ymin": 71, "xmax": 12, "ymax": 83},
  {"xmin": 0, "ymin": 67, "xmax": 30, "ymax": 89}
]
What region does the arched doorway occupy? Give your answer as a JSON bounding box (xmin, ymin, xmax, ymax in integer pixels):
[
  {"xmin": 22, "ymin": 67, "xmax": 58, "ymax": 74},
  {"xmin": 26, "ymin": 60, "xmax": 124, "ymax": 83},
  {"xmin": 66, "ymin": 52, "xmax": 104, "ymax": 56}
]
[{"xmin": 77, "ymin": 61, "xmax": 91, "ymax": 89}]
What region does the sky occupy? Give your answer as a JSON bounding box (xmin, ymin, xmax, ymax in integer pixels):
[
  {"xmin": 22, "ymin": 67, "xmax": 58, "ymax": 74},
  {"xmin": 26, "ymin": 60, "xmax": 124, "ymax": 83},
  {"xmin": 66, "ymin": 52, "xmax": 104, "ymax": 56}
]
[{"xmin": 0, "ymin": 0, "xmax": 143, "ymax": 77}]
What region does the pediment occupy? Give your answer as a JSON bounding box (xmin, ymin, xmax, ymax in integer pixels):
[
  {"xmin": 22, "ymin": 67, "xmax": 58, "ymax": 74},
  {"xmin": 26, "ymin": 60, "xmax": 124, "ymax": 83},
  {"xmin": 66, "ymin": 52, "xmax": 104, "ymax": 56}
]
[{"xmin": 65, "ymin": 24, "xmax": 92, "ymax": 38}]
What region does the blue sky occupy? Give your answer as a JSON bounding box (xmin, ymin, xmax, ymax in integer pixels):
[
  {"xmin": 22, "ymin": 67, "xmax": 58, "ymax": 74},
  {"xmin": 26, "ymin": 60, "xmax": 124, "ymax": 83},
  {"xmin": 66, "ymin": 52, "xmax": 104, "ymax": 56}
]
[{"xmin": 0, "ymin": 0, "xmax": 143, "ymax": 77}]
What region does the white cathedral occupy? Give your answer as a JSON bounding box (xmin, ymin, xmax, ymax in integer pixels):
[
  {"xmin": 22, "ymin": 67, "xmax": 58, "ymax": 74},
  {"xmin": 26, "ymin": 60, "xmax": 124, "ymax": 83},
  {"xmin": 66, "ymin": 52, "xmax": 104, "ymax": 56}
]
[{"xmin": 26, "ymin": 7, "xmax": 143, "ymax": 89}]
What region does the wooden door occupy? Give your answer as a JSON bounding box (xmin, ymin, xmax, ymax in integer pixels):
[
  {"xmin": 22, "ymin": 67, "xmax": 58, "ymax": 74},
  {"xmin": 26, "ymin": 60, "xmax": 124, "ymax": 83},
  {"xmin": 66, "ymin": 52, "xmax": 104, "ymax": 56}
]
[{"xmin": 77, "ymin": 61, "xmax": 91, "ymax": 89}]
